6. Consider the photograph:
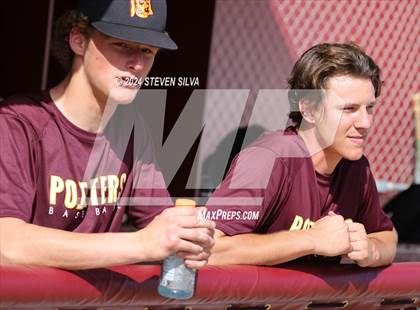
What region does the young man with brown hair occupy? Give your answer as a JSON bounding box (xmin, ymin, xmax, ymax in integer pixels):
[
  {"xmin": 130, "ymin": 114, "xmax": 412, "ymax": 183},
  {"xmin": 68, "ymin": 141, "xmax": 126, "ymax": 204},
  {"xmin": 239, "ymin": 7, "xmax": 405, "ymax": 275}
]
[
  {"xmin": 207, "ymin": 42, "xmax": 397, "ymax": 267},
  {"xmin": 0, "ymin": 0, "xmax": 214, "ymax": 269}
]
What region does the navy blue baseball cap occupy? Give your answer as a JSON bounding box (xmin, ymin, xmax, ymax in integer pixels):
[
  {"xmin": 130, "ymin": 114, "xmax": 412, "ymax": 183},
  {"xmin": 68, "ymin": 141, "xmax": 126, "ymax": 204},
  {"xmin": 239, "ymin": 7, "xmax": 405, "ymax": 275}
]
[{"xmin": 78, "ymin": 0, "xmax": 177, "ymax": 50}]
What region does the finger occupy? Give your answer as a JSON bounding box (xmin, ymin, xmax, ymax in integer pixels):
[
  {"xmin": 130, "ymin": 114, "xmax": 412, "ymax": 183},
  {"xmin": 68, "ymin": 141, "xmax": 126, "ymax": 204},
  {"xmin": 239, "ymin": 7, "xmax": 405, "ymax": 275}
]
[
  {"xmin": 178, "ymin": 243, "xmax": 213, "ymax": 257},
  {"xmin": 193, "ymin": 235, "xmax": 216, "ymax": 251},
  {"xmin": 177, "ymin": 248, "xmax": 210, "ymax": 261},
  {"xmin": 349, "ymin": 240, "xmax": 368, "ymax": 251},
  {"xmin": 178, "ymin": 227, "xmax": 214, "ymax": 245},
  {"xmin": 184, "ymin": 259, "xmax": 208, "ymax": 269},
  {"xmin": 193, "ymin": 219, "xmax": 216, "ymax": 230},
  {"xmin": 349, "ymin": 231, "xmax": 368, "ymax": 243},
  {"xmin": 328, "ymin": 211, "xmax": 336, "ymax": 216},
  {"xmin": 345, "ymin": 219, "xmax": 353, "ymax": 224},
  {"xmin": 347, "ymin": 222, "xmax": 357, "ymax": 231},
  {"xmin": 346, "ymin": 250, "xmax": 368, "ymax": 262},
  {"xmin": 171, "ymin": 239, "xmax": 204, "ymax": 255},
  {"xmin": 347, "ymin": 222, "xmax": 365, "ymax": 232},
  {"xmin": 176, "ymin": 251, "xmax": 201, "ymax": 260},
  {"xmin": 350, "ymin": 233, "xmax": 369, "ymax": 247}
]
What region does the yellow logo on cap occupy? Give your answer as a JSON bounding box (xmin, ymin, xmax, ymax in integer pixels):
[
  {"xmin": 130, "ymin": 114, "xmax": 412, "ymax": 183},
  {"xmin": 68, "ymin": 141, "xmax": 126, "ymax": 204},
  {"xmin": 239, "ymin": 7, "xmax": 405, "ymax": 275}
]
[{"xmin": 130, "ymin": 0, "xmax": 154, "ymax": 19}]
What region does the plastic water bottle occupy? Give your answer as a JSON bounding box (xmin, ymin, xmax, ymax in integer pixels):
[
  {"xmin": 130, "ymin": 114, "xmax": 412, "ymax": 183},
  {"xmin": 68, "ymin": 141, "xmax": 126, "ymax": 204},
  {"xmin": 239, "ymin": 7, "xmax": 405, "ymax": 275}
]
[{"xmin": 158, "ymin": 199, "xmax": 197, "ymax": 299}]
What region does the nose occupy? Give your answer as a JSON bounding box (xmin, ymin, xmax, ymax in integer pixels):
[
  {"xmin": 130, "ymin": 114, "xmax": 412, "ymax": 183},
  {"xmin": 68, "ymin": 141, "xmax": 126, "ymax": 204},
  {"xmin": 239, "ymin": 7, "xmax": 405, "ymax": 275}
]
[
  {"xmin": 354, "ymin": 106, "xmax": 372, "ymax": 129},
  {"xmin": 127, "ymin": 51, "xmax": 144, "ymax": 73}
]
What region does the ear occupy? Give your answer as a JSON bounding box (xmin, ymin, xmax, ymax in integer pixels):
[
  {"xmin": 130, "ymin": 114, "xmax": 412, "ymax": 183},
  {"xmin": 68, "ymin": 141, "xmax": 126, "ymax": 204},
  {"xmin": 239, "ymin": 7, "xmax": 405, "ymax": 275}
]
[
  {"xmin": 298, "ymin": 99, "xmax": 316, "ymax": 124},
  {"xmin": 68, "ymin": 28, "xmax": 88, "ymax": 56}
]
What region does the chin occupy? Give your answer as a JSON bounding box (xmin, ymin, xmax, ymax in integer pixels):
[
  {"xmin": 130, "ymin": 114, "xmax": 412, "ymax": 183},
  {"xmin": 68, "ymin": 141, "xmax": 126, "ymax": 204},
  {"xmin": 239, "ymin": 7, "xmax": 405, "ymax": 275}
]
[
  {"xmin": 108, "ymin": 88, "xmax": 139, "ymax": 105},
  {"xmin": 341, "ymin": 149, "xmax": 364, "ymax": 161}
]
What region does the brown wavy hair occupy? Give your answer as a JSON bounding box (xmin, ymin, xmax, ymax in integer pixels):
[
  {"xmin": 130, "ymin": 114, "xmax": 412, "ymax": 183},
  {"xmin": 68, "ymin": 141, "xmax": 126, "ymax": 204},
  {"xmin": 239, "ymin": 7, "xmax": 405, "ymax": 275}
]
[
  {"xmin": 51, "ymin": 10, "xmax": 93, "ymax": 71},
  {"xmin": 287, "ymin": 42, "xmax": 382, "ymax": 127}
]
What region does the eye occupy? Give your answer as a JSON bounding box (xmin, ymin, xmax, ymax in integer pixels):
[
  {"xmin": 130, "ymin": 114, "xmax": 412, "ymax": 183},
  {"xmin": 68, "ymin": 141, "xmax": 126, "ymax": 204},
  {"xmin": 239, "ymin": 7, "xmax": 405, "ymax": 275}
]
[
  {"xmin": 141, "ymin": 47, "xmax": 156, "ymax": 56},
  {"xmin": 114, "ymin": 42, "xmax": 132, "ymax": 50},
  {"xmin": 141, "ymin": 47, "xmax": 152, "ymax": 54},
  {"xmin": 343, "ymin": 106, "xmax": 357, "ymax": 112}
]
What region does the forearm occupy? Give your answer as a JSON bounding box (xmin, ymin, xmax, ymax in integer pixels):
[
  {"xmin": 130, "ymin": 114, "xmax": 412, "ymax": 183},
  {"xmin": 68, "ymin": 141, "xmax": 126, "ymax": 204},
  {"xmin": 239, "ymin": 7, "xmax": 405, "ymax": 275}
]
[
  {"xmin": 364, "ymin": 229, "xmax": 398, "ymax": 267},
  {"xmin": 0, "ymin": 218, "xmax": 145, "ymax": 269},
  {"xmin": 209, "ymin": 230, "xmax": 316, "ymax": 266}
]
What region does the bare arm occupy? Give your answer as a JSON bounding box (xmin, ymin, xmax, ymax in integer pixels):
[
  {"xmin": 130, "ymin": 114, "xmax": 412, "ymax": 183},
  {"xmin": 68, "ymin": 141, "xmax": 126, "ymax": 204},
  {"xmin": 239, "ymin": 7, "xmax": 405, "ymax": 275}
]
[
  {"xmin": 209, "ymin": 229, "xmax": 315, "ymax": 266},
  {"xmin": 209, "ymin": 213, "xmax": 351, "ymax": 266},
  {"xmin": 0, "ymin": 217, "xmax": 145, "ymax": 269},
  {"xmin": 368, "ymin": 229, "xmax": 398, "ymax": 266},
  {"xmin": 0, "ymin": 208, "xmax": 215, "ymax": 270}
]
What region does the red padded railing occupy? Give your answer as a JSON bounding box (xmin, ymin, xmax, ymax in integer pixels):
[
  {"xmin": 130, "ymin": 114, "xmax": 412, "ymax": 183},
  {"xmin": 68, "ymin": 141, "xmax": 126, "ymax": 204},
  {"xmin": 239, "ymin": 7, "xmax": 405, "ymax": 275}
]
[{"xmin": 1, "ymin": 262, "xmax": 419, "ymax": 309}]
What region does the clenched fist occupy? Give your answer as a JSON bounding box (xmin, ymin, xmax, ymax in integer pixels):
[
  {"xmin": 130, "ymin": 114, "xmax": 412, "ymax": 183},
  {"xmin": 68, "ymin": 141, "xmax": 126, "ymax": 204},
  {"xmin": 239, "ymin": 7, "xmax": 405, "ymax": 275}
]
[{"xmin": 309, "ymin": 211, "xmax": 352, "ymax": 257}]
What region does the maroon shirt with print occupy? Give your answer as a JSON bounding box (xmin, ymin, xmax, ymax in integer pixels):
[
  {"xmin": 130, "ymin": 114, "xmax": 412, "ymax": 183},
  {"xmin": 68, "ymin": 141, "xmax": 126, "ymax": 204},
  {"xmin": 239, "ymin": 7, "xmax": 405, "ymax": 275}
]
[
  {"xmin": 206, "ymin": 127, "xmax": 393, "ymax": 236},
  {"xmin": 0, "ymin": 92, "xmax": 171, "ymax": 232}
]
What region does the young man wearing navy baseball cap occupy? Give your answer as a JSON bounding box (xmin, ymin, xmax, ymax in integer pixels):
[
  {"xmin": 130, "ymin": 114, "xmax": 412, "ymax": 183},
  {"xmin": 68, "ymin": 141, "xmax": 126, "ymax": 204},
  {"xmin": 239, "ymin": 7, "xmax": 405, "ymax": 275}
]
[{"xmin": 0, "ymin": 0, "xmax": 215, "ymax": 269}]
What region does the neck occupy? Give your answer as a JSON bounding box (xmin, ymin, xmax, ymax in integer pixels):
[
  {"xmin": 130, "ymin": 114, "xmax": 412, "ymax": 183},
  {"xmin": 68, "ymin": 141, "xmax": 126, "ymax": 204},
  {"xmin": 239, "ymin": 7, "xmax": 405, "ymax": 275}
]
[
  {"xmin": 298, "ymin": 126, "xmax": 342, "ymax": 176},
  {"xmin": 49, "ymin": 67, "xmax": 116, "ymax": 133}
]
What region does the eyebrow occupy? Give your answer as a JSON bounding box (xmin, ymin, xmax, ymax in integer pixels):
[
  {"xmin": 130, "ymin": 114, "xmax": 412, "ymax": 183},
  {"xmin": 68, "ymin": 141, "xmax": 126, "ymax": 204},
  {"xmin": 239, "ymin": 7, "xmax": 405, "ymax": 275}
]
[{"xmin": 342, "ymin": 100, "xmax": 378, "ymax": 106}]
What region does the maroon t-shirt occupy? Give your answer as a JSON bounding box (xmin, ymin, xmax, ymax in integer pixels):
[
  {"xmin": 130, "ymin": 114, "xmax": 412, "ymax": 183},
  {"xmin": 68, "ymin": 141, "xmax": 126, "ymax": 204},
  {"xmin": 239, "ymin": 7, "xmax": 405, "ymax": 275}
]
[
  {"xmin": 0, "ymin": 92, "xmax": 171, "ymax": 232},
  {"xmin": 206, "ymin": 128, "xmax": 393, "ymax": 236}
]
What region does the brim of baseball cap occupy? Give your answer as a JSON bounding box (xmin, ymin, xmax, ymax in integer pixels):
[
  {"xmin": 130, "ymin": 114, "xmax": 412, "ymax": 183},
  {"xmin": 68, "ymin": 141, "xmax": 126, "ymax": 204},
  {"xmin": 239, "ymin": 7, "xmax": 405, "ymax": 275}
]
[{"xmin": 91, "ymin": 21, "xmax": 178, "ymax": 50}]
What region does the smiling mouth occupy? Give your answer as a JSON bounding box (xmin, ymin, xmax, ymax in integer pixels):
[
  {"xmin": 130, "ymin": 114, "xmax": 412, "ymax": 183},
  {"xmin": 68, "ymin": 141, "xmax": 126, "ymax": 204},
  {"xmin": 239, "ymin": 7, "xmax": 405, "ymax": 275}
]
[{"xmin": 347, "ymin": 136, "xmax": 365, "ymax": 145}]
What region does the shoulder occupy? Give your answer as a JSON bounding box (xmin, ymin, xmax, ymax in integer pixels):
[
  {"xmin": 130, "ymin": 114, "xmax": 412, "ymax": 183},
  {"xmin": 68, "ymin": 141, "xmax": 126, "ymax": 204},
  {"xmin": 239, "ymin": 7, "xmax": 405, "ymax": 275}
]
[
  {"xmin": 0, "ymin": 93, "xmax": 54, "ymax": 139},
  {"xmin": 226, "ymin": 130, "xmax": 304, "ymax": 189},
  {"xmin": 231, "ymin": 145, "xmax": 286, "ymax": 187},
  {"xmin": 240, "ymin": 128, "xmax": 311, "ymax": 177},
  {"xmin": 249, "ymin": 128, "xmax": 309, "ymax": 158}
]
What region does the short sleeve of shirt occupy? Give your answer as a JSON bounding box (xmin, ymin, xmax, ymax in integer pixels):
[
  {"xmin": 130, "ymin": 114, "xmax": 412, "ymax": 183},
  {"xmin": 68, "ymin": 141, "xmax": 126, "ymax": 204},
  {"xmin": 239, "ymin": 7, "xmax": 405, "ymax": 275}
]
[
  {"xmin": 0, "ymin": 114, "xmax": 38, "ymax": 222},
  {"xmin": 206, "ymin": 147, "xmax": 290, "ymax": 236},
  {"xmin": 125, "ymin": 116, "xmax": 172, "ymax": 229},
  {"xmin": 355, "ymin": 159, "xmax": 394, "ymax": 234}
]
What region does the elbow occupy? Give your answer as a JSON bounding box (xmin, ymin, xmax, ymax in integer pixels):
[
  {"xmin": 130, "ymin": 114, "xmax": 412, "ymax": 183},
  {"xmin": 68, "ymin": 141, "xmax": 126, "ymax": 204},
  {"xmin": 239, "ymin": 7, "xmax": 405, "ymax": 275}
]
[
  {"xmin": 389, "ymin": 228, "xmax": 398, "ymax": 263},
  {"xmin": 0, "ymin": 242, "xmax": 22, "ymax": 266},
  {"xmin": 384, "ymin": 228, "xmax": 398, "ymax": 265},
  {"xmin": 0, "ymin": 220, "xmax": 28, "ymax": 266}
]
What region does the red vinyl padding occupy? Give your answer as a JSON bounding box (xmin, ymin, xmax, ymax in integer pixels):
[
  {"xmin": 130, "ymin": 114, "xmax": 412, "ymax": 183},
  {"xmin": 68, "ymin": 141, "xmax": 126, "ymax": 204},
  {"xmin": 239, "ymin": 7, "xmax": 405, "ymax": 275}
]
[{"xmin": 1, "ymin": 262, "xmax": 419, "ymax": 309}]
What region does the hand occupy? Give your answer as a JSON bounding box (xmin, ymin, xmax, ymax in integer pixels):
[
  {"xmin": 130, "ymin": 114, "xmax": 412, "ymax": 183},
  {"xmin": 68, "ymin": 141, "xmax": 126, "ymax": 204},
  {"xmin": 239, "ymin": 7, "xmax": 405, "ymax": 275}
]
[
  {"xmin": 137, "ymin": 207, "xmax": 215, "ymax": 268},
  {"xmin": 176, "ymin": 207, "xmax": 216, "ymax": 269},
  {"xmin": 309, "ymin": 211, "xmax": 351, "ymax": 257},
  {"xmin": 345, "ymin": 220, "xmax": 376, "ymax": 267}
]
